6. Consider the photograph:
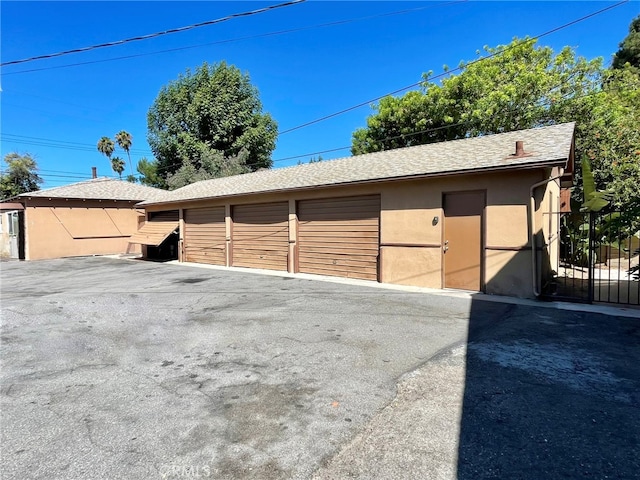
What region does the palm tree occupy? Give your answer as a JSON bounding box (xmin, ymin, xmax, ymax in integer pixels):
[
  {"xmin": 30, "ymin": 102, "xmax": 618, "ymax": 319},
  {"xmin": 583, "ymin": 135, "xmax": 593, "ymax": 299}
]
[
  {"xmin": 111, "ymin": 156, "xmax": 125, "ymax": 179},
  {"xmin": 115, "ymin": 130, "xmax": 133, "ymax": 176},
  {"xmin": 97, "ymin": 136, "xmax": 115, "ymax": 174}
]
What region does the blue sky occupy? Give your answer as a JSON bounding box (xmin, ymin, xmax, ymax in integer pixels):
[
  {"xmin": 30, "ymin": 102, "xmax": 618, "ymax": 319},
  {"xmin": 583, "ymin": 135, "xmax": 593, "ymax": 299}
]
[{"xmin": 1, "ymin": 1, "xmax": 638, "ymax": 189}]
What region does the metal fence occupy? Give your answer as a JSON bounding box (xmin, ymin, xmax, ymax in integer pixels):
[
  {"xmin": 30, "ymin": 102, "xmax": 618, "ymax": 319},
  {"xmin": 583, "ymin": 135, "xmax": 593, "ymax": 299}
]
[{"xmin": 552, "ymin": 210, "xmax": 639, "ymax": 305}]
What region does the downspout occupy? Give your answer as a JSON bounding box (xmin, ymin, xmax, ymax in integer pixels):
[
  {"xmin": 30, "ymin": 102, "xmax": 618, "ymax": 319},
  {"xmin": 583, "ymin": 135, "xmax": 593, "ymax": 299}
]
[{"xmin": 529, "ymin": 167, "xmax": 564, "ymax": 298}]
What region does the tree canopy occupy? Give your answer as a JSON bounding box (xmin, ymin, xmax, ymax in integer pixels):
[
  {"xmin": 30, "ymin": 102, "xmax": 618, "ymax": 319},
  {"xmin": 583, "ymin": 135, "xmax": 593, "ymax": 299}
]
[
  {"xmin": 147, "ymin": 61, "xmax": 278, "ymax": 189},
  {"xmin": 115, "ymin": 130, "xmax": 133, "ymax": 176},
  {"xmin": 613, "ymin": 15, "xmax": 640, "ymax": 73},
  {"xmin": 0, "ymin": 153, "xmax": 43, "ymax": 199},
  {"xmin": 136, "ymin": 158, "xmax": 164, "ymax": 188},
  {"xmin": 351, "ymin": 36, "xmax": 640, "ymax": 209}
]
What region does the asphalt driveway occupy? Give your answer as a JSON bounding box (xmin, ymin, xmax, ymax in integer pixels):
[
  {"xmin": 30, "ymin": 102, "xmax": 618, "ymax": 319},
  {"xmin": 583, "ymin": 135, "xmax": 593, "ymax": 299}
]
[{"xmin": 1, "ymin": 257, "xmax": 638, "ymax": 479}]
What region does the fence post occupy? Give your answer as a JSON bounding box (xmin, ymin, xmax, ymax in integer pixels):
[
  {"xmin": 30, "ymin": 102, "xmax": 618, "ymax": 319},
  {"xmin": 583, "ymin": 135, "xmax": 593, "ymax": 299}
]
[{"xmin": 587, "ymin": 211, "xmax": 595, "ymax": 303}]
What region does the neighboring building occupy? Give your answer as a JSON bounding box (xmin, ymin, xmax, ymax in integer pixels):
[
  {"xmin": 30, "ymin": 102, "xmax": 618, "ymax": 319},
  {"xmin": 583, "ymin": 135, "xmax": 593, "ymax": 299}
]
[
  {"xmin": 135, "ymin": 123, "xmax": 575, "ymax": 299},
  {"xmin": 0, "ymin": 203, "xmax": 25, "ymax": 259},
  {"xmin": 3, "ymin": 178, "xmax": 166, "ymax": 260}
]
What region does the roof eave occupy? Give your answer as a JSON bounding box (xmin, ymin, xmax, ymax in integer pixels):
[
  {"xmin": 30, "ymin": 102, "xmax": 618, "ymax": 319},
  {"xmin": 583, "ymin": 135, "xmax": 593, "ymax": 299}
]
[
  {"xmin": 139, "ymin": 158, "xmax": 568, "ymax": 208},
  {"xmin": 20, "ymin": 195, "xmax": 149, "ymax": 202}
]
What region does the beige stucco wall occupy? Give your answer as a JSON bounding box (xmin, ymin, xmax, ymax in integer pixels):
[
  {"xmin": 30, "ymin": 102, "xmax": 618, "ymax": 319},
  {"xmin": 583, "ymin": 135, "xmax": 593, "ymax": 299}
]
[
  {"xmin": 0, "ymin": 212, "xmax": 11, "ymax": 258},
  {"xmin": 23, "ymin": 199, "xmax": 144, "ymax": 260},
  {"xmin": 145, "ymin": 167, "xmax": 559, "ymax": 298}
]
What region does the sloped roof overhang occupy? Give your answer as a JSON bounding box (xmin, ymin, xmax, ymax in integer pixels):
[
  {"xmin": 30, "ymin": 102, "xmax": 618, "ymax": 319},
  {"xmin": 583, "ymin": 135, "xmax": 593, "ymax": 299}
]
[{"xmin": 139, "ymin": 158, "xmax": 568, "ymax": 209}]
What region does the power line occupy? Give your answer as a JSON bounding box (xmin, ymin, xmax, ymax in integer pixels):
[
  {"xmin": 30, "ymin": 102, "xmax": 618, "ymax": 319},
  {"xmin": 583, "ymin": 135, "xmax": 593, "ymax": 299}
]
[
  {"xmin": 1, "ymin": 134, "xmax": 154, "ymax": 156},
  {"xmin": 38, "ymin": 174, "xmax": 95, "ymax": 180},
  {"xmin": 3, "ymin": 83, "xmax": 626, "ymax": 182},
  {"xmin": 277, "ymin": 0, "xmax": 629, "ymax": 135},
  {"xmin": 260, "ymin": 85, "xmax": 625, "ymax": 167},
  {"xmin": 130, "ymin": 85, "xmax": 613, "ymax": 178},
  {"xmin": 2, "ymin": 1, "xmax": 465, "ymax": 76},
  {"xmin": 7, "ymin": 83, "xmax": 623, "ymax": 186},
  {"xmin": 1, "ymin": 0, "xmax": 306, "ymax": 67}
]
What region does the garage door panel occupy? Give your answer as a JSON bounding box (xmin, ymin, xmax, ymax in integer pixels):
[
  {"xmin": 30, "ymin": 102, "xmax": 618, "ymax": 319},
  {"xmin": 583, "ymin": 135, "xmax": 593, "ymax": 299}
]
[
  {"xmin": 298, "ymin": 221, "xmax": 378, "ymax": 231},
  {"xmin": 299, "ymin": 245, "xmax": 379, "ymax": 256},
  {"xmin": 184, "ymin": 207, "xmax": 226, "ymax": 266},
  {"xmin": 234, "ymin": 242, "xmax": 288, "ymax": 251},
  {"xmin": 185, "ymin": 246, "xmax": 225, "ymax": 265},
  {"xmin": 298, "ymin": 212, "xmax": 378, "ymax": 222},
  {"xmin": 300, "ymin": 225, "xmax": 378, "ymax": 239},
  {"xmin": 233, "ymin": 229, "xmax": 288, "ymax": 238},
  {"xmin": 298, "ymin": 195, "xmax": 380, "ymax": 281},
  {"xmin": 150, "ymin": 210, "xmax": 179, "ymax": 222},
  {"xmin": 299, "ymin": 256, "xmax": 378, "ymax": 269},
  {"xmin": 232, "ymin": 202, "xmax": 289, "ymax": 271},
  {"xmin": 233, "ymin": 249, "xmax": 289, "ymax": 259},
  {"xmin": 299, "ymin": 263, "xmax": 378, "ymax": 281}
]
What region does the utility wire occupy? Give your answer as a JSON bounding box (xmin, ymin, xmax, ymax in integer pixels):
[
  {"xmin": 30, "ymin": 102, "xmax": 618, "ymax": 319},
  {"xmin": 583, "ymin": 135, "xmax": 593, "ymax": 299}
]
[
  {"xmin": 1, "ymin": 134, "xmax": 154, "ymax": 156},
  {"xmin": 3, "ymin": 1, "xmax": 465, "ymax": 76},
  {"xmin": 1, "ymin": 0, "xmax": 306, "ymax": 67},
  {"xmin": 3, "ymin": 83, "xmax": 626, "ymax": 181},
  {"xmin": 143, "ymin": 85, "xmax": 616, "ymax": 177},
  {"xmin": 252, "ymin": 85, "xmax": 626, "ymax": 168},
  {"xmin": 277, "ymin": 0, "xmax": 629, "ymax": 135}
]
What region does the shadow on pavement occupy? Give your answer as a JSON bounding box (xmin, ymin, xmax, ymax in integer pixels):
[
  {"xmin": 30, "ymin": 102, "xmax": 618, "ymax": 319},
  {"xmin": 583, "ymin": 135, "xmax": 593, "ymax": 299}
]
[{"xmin": 457, "ymin": 296, "xmax": 640, "ymax": 479}]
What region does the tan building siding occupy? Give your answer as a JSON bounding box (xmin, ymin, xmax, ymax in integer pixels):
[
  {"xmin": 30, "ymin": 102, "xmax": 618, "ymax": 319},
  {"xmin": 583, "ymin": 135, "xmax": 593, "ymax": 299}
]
[
  {"xmin": 144, "ymin": 168, "xmax": 559, "ymax": 298},
  {"xmin": 23, "ymin": 199, "xmax": 143, "ymax": 260}
]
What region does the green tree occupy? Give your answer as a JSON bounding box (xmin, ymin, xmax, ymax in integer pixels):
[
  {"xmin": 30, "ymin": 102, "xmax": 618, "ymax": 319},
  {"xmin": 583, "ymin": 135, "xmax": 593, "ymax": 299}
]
[
  {"xmin": 612, "ymin": 15, "xmax": 640, "ymax": 73},
  {"xmin": 136, "ymin": 157, "xmax": 164, "ymax": 188},
  {"xmin": 352, "ymin": 38, "xmax": 602, "ymax": 155},
  {"xmin": 147, "ymin": 61, "xmax": 277, "ymax": 188},
  {"xmin": 97, "ymin": 136, "xmax": 115, "ymax": 171},
  {"xmin": 297, "ymin": 155, "xmax": 323, "ymax": 165},
  {"xmin": 351, "ymin": 37, "xmax": 640, "ymax": 208},
  {"xmin": 115, "ymin": 130, "xmax": 133, "ymax": 176},
  {"xmin": 0, "ymin": 153, "xmax": 43, "ymax": 199},
  {"xmin": 110, "ymin": 156, "xmax": 125, "ymax": 179},
  {"xmin": 557, "ymin": 67, "xmax": 640, "ymax": 209},
  {"xmin": 166, "ymin": 149, "xmax": 250, "ymax": 190}
]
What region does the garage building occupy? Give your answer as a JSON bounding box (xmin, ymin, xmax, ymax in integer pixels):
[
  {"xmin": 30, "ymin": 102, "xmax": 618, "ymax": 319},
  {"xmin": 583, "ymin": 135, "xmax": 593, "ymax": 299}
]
[
  {"xmin": 137, "ymin": 123, "xmax": 575, "ymax": 298},
  {"xmin": 7, "ymin": 178, "xmax": 166, "ymax": 260}
]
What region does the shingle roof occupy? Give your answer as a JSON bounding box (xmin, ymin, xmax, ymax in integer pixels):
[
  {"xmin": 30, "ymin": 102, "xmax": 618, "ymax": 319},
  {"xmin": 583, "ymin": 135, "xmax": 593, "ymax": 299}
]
[
  {"xmin": 19, "ymin": 177, "xmax": 167, "ymax": 201},
  {"xmin": 140, "ymin": 122, "xmax": 575, "ymax": 206}
]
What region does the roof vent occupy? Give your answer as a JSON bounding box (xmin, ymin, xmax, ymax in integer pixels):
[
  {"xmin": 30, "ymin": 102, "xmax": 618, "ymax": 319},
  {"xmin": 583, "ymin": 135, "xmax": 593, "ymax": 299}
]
[{"xmin": 506, "ymin": 140, "xmax": 532, "ymax": 160}]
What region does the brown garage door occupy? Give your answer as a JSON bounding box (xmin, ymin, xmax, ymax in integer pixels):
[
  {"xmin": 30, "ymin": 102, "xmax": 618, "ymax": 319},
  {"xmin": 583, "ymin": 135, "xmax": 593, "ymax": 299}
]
[
  {"xmin": 184, "ymin": 206, "xmax": 226, "ymax": 265},
  {"xmin": 232, "ymin": 202, "xmax": 289, "ymax": 271},
  {"xmin": 298, "ymin": 195, "xmax": 380, "ymax": 281}
]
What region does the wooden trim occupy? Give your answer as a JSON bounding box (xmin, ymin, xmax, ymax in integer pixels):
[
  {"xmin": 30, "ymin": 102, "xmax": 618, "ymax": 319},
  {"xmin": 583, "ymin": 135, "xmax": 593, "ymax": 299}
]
[
  {"xmin": 380, "ymin": 242, "xmax": 441, "ymax": 248},
  {"xmin": 178, "ymin": 208, "xmax": 184, "ymax": 262},
  {"xmin": 225, "ymin": 204, "xmax": 232, "ymax": 267},
  {"xmin": 377, "ymin": 208, "xmax": 381, "ymax": 282},
  {"xmin": 485, "ymin": 245, "xmax": 532, "ymax": 251}
]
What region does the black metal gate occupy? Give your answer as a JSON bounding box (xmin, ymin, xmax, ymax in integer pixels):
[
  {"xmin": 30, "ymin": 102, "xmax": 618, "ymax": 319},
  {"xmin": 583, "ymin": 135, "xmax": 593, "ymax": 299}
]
[{"xmin": 551, "ymin": 210, "xmax": 639, "ymax": 305}]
